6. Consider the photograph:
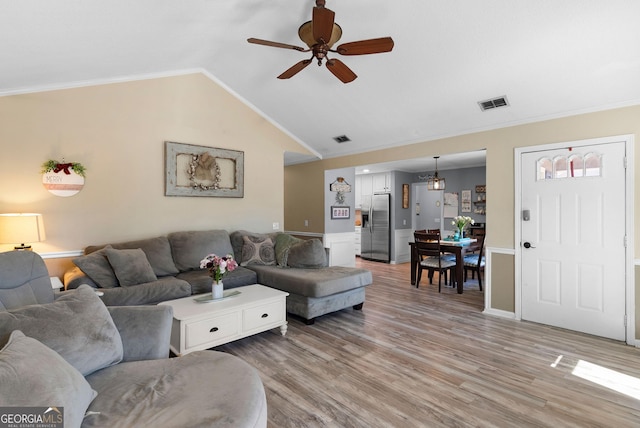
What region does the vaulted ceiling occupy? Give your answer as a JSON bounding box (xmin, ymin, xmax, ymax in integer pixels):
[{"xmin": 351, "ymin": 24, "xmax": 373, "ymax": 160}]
[{"xmin": 2, "ymin": 1, "xmax": 639, "ymax": 168}]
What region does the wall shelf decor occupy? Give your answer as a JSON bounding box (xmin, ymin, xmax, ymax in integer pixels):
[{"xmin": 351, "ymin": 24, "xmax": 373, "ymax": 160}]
[
  {"xmin": 165, "ymin": 141, "xmax": 244, "ymax": 197},
  {"xmin": 474, "ymin": 184, "xmax": 486, "ymax": 214}
]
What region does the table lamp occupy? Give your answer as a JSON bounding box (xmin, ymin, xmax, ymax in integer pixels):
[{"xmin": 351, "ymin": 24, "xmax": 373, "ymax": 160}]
[{"xmin": 0, "ymin": 213, "xmax": 46, "ymax": 250}]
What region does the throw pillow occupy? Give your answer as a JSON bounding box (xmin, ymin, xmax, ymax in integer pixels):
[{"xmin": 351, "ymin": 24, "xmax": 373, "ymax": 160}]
[
  {"xmin": 73, "ymin": 245, "xmax": 119, "ymax": 288},
  {"xmin": 241, "ymin": 235, "xmax": 276, "ymax": 266},
  {"xmin": 105, "ymin": 247, "xmax": 158, "ymax": 287},
  {"xmin": 0, "ymin": 284, "xmax": 124, "ymax": 376},
  {"xmin": 0, "ymin": 330, "xmax": 97, "ymax": 428},
  {"xmin": 286, "ymin": 238, "xmax": 327, "ymax": 269},
  {"xmin": 274, "ymin": 233, "xmax": 302, "ymax": 267}
]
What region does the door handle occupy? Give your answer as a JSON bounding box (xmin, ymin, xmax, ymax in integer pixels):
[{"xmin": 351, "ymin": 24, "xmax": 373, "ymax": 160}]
[{"xmin": 523, "ymin": 242, "xmax": 536, "ymax": 249}]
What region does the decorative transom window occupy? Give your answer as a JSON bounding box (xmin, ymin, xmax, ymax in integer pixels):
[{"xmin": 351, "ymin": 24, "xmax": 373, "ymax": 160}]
[{"xmin": 537, "ymin": 152, "xmax": 602, "ymax": 180}]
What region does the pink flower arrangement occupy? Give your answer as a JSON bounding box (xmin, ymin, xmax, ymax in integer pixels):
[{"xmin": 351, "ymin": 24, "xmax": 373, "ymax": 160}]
[{"xmin": 199, "ymin": 254, "xmax": 238, "ymax": 283}]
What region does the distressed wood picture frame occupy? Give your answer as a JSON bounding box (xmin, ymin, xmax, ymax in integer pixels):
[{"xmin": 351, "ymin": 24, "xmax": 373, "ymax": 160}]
[{"xmin": 165, "ymin": 141, "xmax": 244, "ymax": 197}]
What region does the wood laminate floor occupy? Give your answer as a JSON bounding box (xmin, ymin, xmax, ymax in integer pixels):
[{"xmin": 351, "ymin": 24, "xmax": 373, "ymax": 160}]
[{"xmin": 216, "ymin": 259, "xmax": 640, "ymax": 427}]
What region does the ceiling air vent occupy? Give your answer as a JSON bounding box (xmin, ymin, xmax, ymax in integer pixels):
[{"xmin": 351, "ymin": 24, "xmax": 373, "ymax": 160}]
[
  {"xmin": 478, "ymin": 96, "xmax": 509, "ymax": 111},
  {"xmin": 333, "ymin": 135, "xmax": 351, "ymax": 143}
]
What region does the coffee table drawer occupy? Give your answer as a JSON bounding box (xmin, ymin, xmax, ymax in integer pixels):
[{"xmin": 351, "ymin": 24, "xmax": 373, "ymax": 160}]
[
  {"xmin": 185, "ymin": 313, "xmax": 239, "ymax": 349},
  {"xmin": 243, "ymin": 300, "xmax": 285, "ymax": 331}
]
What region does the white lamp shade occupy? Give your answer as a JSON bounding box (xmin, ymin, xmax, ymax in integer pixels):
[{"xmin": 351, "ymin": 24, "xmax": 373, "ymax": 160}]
[{"xmin": 0, "ymin": 213, "xmax": 46, "ymax": 246}]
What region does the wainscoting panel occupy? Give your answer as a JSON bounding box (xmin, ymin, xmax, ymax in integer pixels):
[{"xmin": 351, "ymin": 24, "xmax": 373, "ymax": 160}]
[
  {"xmin": 323, "ymin": 232, "xmax": 356, "ymax": 267},
  {"xmin": 393, "ymin": 228, "xmax": 412, "ymax": 264}
]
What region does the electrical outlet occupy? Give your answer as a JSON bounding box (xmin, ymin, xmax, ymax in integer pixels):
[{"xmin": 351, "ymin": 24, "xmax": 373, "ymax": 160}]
[
  {"xmin": 403, "ymin": 219, "xmax": 406, "ymax": 225},
  {"xmin": 272, "ymin": 222, "xmax": 279, "ymax": 230},
  {"xmin": 304, "ymin": 220, "xmax": 309, "ymax": 227}
]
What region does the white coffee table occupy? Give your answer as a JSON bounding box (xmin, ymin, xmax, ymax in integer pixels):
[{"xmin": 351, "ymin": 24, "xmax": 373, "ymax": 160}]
[{"xmin": 159, "ymin": 284, "xmax": 288, "ymax": 356}]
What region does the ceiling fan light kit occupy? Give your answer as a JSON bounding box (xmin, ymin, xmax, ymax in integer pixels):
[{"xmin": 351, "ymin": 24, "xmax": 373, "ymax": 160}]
[{"xmin": 248, "ymin": 0, "xmax": 394, "ymax": 83}]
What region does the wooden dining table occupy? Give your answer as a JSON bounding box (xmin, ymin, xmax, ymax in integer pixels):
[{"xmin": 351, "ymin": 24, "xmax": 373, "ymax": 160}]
[{"xmin": 409, "ymin": 238, "xmax": 478, "ymax": 294}]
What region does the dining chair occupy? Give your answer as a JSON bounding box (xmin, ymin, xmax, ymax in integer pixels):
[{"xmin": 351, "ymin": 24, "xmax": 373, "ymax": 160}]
[
  {"xmin": 464, "ymin": 234, "xmax": 486, "ymax": 291},
  {"xmin": 414, "ymin": 233, "xmax": 457, "ymax": 292}
]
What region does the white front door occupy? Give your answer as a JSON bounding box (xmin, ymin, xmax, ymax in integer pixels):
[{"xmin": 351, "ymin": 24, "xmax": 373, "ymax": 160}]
[{"xmin": 520, "ymin": 141, "xmax": 627, "ymax": 340}]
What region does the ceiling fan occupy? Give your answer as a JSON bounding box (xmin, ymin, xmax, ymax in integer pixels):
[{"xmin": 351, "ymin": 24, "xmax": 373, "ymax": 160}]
[{"xmin": 247, "ymin": 0, "xmax": 394, "ymax": 83}]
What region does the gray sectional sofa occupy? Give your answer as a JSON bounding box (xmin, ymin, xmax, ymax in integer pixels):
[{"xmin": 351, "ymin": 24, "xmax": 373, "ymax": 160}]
[
  {"xmin": 0, "ymin": 250, "xmax": 267, "ymax": 428},
  {"xmin": 65, "ymin": 229, "xmax": 372, "ymax": 323}
]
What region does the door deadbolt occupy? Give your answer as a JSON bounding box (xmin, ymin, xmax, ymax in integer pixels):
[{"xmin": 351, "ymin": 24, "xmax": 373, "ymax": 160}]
[{"xmin": 523, "ymin": 242, "xmax": 535, "ymax": 249}]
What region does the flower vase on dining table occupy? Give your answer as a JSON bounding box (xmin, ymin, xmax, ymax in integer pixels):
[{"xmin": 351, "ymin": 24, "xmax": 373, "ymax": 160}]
[{"xmin": 212, "ymin": 280, "xmax": 224, "ymax": 299}]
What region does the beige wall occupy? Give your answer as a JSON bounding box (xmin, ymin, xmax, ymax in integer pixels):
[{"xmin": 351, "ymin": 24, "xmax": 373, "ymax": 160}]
[
  {"xmin": 285, "ymin": 104, "xmax": 640, "ymax": 329},
  {"xmin": 0, "ymin": 73, "xmax": 311, "ymax": 255}
]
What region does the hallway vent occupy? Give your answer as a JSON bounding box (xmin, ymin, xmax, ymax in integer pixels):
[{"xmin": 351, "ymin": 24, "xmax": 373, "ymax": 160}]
[{"xmin": 478, "ymin": 96, "xmax": 509, "ymax": 111}]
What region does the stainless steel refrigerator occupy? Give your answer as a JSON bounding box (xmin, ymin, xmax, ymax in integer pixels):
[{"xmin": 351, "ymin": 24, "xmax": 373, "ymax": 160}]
[{"xmin": 361, "ymin": 193, "xmax": 390, "ymax": 262}]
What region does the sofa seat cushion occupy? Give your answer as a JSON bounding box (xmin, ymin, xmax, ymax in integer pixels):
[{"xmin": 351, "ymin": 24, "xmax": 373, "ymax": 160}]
[
  {"xmin": 86, "ymin": 236, "xmax": 179, "ymax": 277},
  {"xmin": 176, "ymin": 267, "xmax": 258, "ymax": 295},
  {"xmin": 0, "ymin": 331, "xmax": 98, "ymax": 428},
  {"xmin": 0, "ymin": 285, "xmax": 123, "ymax": 376},
  {"xmin": 168, "ymin": 230, "xmax": 235, "ymax": 272},
  {"xmin": 83, "ymin": 351, "xmax": 267, "ymax": 428},
  {"xmin": 246, "ymin": 265, "xmax": 373, "ymax": 298},
  {"xmin": 97, "ymin": 277, "xmax": 191, "ymax": 306}
]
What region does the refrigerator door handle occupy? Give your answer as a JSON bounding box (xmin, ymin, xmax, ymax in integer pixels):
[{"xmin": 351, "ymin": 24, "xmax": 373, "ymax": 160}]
[{"xmin": 369, "ymin": 205, "xmax": 373, "ymax": 233}]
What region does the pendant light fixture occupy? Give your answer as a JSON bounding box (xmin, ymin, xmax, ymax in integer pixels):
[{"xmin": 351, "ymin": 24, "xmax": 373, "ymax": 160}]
[{"xmin": 427, "ymin": 156, "xmax": 446, "ymax": 191}]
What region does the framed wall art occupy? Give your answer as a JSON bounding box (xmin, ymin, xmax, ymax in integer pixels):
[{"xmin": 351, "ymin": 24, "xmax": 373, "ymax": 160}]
[
  {"xmin": 402, "ymin": 184, "xmax": 409, "ymax": 208},
  {"xmin": 331, "ymin": 206, "xmax": 350, "ymax": 219},
  {"xmin": 165, "ymin": 141, "xmax": 244, "ymax": 197},
  {"xmin": 461, "ymin": 189, "xmax": 471, "ymax": 212}
]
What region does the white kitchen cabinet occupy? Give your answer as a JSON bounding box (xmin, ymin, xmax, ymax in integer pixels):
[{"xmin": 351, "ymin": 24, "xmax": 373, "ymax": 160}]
[
  {"xmin": 372, "ymin": 172, "xmax": 391, "ymax": 193},
  {"xmin": 354, "ymin": 226, "xmax": 361, "ymax": 256},
  {"xmin": 359, "ymin": 174, "xmax": 373, "ymax": 200}
]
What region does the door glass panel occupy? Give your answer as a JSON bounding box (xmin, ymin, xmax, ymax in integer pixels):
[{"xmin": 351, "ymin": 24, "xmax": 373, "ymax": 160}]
[
  {"xmin": 537, "ymin": 158, "xmax": 553, "ymax": 180},
  {"xmin": 585, "ymin": 153, "xmax": 602, "ymax": 177},
  {"xmin": 554, "ymin": 157, "xmax": 568, "ymax": 178},
  {"xmin": 569, "ymin": 155, "xmax": 584, "ymax": 177}
]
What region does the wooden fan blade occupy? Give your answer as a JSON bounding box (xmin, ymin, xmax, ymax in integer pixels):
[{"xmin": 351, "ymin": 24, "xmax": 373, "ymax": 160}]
[
  {"xmin": 247, "ymin": 38, "xmax": 307, "ymax": 52},
  {"xmin": 312, "ymin": 6, "xmax": 335, "ymax": 43},
  {"xmin": 336, "ymin": 37, "xmax": 394, "ymax": 55},
  {"xmin": 326, "ymin": 59, "xmax": 357, "ymax": 83},
  {"xmin": 278, "ymin": 59, "xmax": 312, "ymax": 79}
]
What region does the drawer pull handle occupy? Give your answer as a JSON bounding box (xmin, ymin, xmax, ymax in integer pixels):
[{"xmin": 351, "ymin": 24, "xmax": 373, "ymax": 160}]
[
  {"xmin": 210, "ymin": 327, "xmax": 219, "ymax": 333},
  {"xmin": 261, "ymin": 313, "xmax": 269, "ymax": 318}
]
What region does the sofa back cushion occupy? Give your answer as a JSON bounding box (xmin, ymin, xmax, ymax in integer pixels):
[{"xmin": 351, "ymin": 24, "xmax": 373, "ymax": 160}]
[
  {"xmin": 286, "ymin": 238, "xmax": 328, "ymax": 268},
  {"xmin": 73, "ymin": 245, "xmax": 119, "ymax": 288},
  {"xmin": 0, "ymin": 284, "xmax": 123, "ymax": 376},
  {"xmin": 230, "ymin": 230, "xmax": 279, "ymax": 262},
  {"xmin": 105, "ymin": 248, "xmax": 158, "ymax": 287},
  {"xmin": 168, "ymin": 230, "xmax": 235, "ymax": 272},
  {"xmin": 85, "ymin": 236, "xmax": 179, "ymax": 277}
]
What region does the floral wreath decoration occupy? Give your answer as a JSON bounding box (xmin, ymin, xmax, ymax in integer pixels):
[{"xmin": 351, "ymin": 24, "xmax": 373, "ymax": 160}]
[{"xmin": 41, "ymin": 160, "xmax": 86, "ymax": 177}]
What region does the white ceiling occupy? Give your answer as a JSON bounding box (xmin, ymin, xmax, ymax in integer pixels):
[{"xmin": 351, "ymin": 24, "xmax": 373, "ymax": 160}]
[{"xmin": 2, "ymin": 1, "xmax": 640, "ymax": 168}]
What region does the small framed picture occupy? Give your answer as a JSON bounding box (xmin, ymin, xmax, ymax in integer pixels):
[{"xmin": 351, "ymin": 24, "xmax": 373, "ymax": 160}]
[{"xmin": 331, "ymin": 206, "xmax": 350, "ymax": 219}]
